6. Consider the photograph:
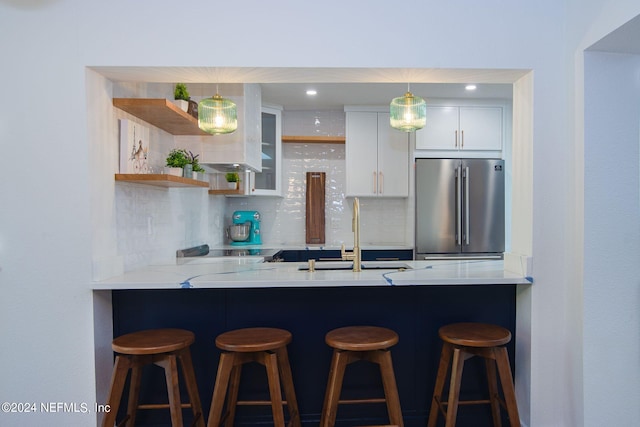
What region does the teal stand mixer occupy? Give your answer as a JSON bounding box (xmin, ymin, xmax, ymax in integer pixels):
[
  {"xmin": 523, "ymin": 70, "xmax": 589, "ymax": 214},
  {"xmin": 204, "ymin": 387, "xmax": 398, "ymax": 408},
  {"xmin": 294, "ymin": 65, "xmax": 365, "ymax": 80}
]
[{"xmin": 228, "ymin": 211, "xmax": 262, "ymax": 246}]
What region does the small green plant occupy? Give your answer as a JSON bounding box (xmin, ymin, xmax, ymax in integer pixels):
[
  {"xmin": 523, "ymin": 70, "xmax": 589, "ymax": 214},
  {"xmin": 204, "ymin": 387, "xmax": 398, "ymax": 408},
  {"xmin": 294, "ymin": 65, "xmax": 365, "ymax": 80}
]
[
  {"xmin": 188, "ymin": 151, "xmax": 205, "ymax": 173},
  {"xmin": 174, "ymin": 83, "xmax": 190, "ymax": 101},
  {"xmin": 225, "ymin": 172, "xmax": 240, "ymax": 182},
  {"xmin": 165, "ymin": 148, "xmax": 189, "ymax": 168}
]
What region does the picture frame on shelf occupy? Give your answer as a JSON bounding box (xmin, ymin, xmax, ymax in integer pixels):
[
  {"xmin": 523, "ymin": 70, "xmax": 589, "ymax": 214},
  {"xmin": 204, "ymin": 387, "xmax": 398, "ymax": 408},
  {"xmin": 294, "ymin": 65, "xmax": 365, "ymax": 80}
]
[{"xmin": 119, "ymin": 119, "xmax": 150, "ymax": 174}]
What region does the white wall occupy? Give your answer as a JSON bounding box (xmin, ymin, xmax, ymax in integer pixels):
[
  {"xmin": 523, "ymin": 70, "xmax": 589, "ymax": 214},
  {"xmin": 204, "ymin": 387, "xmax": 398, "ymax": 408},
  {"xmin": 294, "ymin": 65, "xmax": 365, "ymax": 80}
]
[
  {"xmin": 583, "ymin": 51, "xmax": 640, "ymax": 426},
  {"xmin": 567, "ymin": 3, "xmax": 640, "ymax": 426},
  {"xmin": 511, "ymin": 73, "xmax": 534, "ymax": 425},
  {"xmin": 1, "ymin": 1, "xmax": 639, "ymax": 426},
  {"xmin": 0, "ymin": 3, "xmax": 96, "ymax": 427}
]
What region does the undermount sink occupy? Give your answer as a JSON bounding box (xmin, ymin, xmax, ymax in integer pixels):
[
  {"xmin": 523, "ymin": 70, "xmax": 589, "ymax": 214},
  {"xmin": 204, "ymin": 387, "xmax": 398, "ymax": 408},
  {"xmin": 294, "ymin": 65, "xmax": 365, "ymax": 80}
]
[{"xmin": 298, "ymin": 261, "xmax": 412, "ymax": 271}]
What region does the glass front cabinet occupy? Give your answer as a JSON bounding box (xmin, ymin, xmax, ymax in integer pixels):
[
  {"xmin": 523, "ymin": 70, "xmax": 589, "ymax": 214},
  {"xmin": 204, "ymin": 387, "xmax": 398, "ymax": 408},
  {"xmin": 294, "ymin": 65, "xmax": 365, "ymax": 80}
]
[{"xmin": 251, "ymin": 105, "xmax": 282, "ymax": 196}]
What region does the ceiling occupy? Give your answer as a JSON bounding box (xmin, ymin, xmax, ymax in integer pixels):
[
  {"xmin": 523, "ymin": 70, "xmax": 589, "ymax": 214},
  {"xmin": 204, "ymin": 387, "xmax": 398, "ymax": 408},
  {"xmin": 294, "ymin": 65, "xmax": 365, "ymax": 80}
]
[
  {"xmin": 94, "ymin": 66, "xmax": 524, "ymax": 110},
  {"xmin": 588, "ymin": 14, "xmax": 640, "ymax": 54},
  {"xmin": 259, "ymin": 82, "xmax": 513, "ymax": 110}
]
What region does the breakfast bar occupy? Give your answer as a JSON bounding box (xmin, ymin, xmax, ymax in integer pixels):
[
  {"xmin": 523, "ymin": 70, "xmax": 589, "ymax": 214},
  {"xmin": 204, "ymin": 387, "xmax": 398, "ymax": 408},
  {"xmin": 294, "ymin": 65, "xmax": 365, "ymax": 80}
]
[
  {"xmin": 93, "ymin": 258, "xmax": 529, "ymax": 290},
  {"xmin": 93, "ymin": 259, "xmax": 530, "ymax": 427}
]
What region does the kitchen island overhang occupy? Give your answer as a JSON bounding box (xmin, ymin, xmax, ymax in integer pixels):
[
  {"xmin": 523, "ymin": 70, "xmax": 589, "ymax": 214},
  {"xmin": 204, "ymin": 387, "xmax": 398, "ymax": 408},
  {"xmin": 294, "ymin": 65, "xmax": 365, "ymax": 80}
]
[{"xmin": 92, "ymin": 259, "xmax": 532, "ymax": 290}]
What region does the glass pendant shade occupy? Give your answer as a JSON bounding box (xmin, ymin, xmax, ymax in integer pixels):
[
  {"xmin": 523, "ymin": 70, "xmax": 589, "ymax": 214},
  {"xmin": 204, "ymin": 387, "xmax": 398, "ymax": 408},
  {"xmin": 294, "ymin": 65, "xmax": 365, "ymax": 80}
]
[
  {"xmin": 198, "ymin": 94, "xmax": 238, "ymax": 135},
  {"xmin": 390, "ymin": 91, "xmax": 427, "ymax": 132}
]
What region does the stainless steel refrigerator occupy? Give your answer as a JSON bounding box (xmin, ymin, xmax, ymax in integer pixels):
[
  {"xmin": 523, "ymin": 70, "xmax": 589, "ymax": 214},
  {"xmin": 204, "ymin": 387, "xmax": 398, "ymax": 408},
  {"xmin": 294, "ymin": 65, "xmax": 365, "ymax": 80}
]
[{"xmin": 415, "ymin": 158, "xmax": 505, "ymax": 259}]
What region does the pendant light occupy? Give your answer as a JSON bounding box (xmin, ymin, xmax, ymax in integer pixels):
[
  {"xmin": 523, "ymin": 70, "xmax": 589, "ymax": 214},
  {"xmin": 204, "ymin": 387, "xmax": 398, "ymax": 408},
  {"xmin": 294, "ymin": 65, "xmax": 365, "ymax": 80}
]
[
  {"xmin": 389, "ymin": 83, "xmax": 426, "ymax": 132},
  {"xmin": 198, "ymin": 85, "xmax": 238, "ymax": 135}
]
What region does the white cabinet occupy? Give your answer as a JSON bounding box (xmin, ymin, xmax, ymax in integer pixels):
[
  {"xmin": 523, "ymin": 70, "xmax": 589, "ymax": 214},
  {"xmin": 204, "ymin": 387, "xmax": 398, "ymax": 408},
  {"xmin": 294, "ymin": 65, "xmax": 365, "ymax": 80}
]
[
  {"xmin": 250, "ymin": 105, "xmax": 282, "ymax": 196},
  {"xmin": 346, "ymin": 111, "xmax": 409, "ymax": 197},
  {"xmin": 415, "ymin": 106, "xmax": 503, "ymax": 151}
]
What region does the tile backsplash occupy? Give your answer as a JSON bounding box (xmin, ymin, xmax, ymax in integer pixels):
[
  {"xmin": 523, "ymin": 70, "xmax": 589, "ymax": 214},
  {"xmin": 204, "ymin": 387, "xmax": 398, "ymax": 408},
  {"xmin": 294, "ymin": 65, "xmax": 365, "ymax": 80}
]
[
  {"xmin": 227, "ymin": 142, "xmax": 410, "ymax": 247},
  {"xmin": 115, "ymin": 184, "xmax": 214, "ymax": 270}
]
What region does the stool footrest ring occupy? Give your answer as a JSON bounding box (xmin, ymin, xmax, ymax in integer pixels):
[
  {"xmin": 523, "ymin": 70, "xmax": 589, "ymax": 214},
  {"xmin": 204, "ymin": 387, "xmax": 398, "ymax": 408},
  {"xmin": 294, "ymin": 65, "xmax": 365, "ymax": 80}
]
[
  {"xmin": 338, "ymin": 398, "xmax": 387, "ymax": 405},
  {"xmin": 236, "ymin": 400, "xmax": 291, "ymax": 406}
]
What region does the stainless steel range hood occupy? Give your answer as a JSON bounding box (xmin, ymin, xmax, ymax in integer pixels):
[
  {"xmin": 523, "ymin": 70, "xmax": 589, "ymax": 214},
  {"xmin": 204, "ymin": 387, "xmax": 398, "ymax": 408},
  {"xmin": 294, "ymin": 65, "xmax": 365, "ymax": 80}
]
[{"xmin": 177, "ymin": 83, "xmax": 263, "ymax": 172}]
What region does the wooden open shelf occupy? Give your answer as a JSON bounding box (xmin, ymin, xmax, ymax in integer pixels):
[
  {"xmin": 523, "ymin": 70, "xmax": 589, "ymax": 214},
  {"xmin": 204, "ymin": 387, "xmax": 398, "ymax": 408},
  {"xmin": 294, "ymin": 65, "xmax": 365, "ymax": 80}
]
[
  {"xmin": 113, "ymin": 98, "xmax": 208, "ymax": 136},
  {"xmin": 282, "ymin": 135, "xmax": 345, "ymax": 144},
  {"xmin": 208, "ymin": 188, "xmax": 245, "ymax": 196},
  {"xmin": 115, "ymin": 174, "xmax": 210, "ymax": 188}
]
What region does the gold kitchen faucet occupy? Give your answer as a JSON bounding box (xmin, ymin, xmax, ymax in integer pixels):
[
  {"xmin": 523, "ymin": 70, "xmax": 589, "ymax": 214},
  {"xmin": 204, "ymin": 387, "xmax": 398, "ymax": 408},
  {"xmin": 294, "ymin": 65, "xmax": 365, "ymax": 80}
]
[{"xmin": 341, "ymin": 197, "xmax": 362, "ymax": 272}]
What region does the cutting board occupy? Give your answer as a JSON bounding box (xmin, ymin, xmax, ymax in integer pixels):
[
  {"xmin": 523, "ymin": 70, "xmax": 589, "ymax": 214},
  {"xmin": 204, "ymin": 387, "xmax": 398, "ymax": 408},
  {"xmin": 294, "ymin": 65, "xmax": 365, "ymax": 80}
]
[{"xmin": 306, "ymin": 172, "xmax": 325, "ymax": 244}]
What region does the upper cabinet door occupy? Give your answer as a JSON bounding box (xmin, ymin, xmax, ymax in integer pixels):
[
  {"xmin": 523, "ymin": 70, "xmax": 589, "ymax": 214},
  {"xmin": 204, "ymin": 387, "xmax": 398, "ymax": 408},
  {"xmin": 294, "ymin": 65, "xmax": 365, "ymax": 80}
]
[
  {"xmin": 345, "ymin": 111, "xmax": 409, "ymax": 198},
  {"xmin": 458, "ymin": 107, "xmax": 503, "ymax": 151},
  {"xmin": 346, "ymin": 112, "xmax": 379, "ymax": 197},
  {"xmin": 415, "ymin": 106, "xmax": 460, "ymax": 150},
  {"xmin": 252, "ymin": 105, "xmax": 282, "ymax": 196},
  {"xmin": 377, "ymin": 113, "xmax": 409, "ymax": 197},
  {"xmin": 415, "ymin": 105, "xmax": 503, "ymax": 152}
]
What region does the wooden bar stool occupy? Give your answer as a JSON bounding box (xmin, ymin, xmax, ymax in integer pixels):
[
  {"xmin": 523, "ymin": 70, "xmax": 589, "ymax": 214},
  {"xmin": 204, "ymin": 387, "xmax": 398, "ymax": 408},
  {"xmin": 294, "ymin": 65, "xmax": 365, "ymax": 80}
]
[
  {"xmin": 207, "ymin": 327, "xmax": 301, "ymax": 427},
  {"xmin": 102, "ymin": 328, "xmax": 205, "ymax": 427},
  {"xmin": 427, "ymin": 322, "xmax": 520, "ymax": 427},
  {"xmin": 320, "ymin": 326, "xmax": 403, "ymax": 427}
]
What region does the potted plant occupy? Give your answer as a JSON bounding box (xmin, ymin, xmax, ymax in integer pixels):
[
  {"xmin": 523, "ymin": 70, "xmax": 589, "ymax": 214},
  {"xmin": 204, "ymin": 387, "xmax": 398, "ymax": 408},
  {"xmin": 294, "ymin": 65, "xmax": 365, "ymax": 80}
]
[
  {"xmin": 225, "ymin": 172, "xmax": 240, "ymax": 189},
  {"xmin": 187, "ymin": 151, "xmax": 206, "ymax": 180},
  {"xmin": 165, "ymin": 148, "xmax": 189, "ymax": 176},
  {"xmin": 173, "ymin": 83, "xmax": 190, "ymax": 112}
]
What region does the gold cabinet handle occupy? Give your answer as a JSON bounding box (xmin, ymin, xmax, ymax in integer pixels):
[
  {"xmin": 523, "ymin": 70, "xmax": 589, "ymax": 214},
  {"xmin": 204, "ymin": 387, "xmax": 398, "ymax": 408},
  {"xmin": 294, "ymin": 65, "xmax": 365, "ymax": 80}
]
[{"xmin": 372, "ymin": 171, "xmax": 377, "ymax": 194}]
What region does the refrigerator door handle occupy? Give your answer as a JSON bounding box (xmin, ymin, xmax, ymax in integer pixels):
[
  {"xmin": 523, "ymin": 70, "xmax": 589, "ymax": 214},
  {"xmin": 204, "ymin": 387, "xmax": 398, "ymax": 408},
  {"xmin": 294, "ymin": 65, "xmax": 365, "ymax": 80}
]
[
  {"xmin": 456, "ymin": 165, "xmax": 462, "ymax": 246},
  {"xmin": 464, "ymin": 166, "xmax": 470, "ymax": 245}
]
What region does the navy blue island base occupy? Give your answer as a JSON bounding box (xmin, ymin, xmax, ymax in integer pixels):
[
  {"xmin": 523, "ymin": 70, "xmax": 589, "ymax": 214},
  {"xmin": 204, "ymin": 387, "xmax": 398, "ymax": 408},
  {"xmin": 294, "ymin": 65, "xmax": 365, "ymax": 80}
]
[{"xmin": 111, "ymin": 284, "xmax": 517, "ymax": 426}]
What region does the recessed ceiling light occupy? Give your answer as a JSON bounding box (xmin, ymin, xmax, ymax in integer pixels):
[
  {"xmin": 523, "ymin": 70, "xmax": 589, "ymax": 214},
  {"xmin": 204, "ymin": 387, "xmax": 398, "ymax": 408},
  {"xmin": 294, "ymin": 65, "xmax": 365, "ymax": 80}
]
[
  {"xmin": 465, "ymin": 84, "xmax": 477, "ymax": 91},
  {"xmin": 306, "ymin": 89, "xmax": 317, "ymax": 96}
]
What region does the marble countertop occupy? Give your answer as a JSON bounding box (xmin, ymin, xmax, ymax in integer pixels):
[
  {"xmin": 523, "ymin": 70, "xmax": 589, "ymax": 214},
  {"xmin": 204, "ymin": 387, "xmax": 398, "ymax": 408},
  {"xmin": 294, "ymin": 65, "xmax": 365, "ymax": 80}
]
[
  {"xmin": 209, "ymin": 244, "xmax": 413, "ymax": 252},
  {"xmin": 92, "ymin": 258, "xmax": 531, "ymax": 290}
]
